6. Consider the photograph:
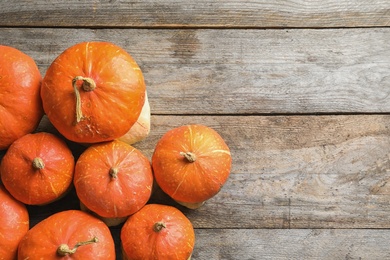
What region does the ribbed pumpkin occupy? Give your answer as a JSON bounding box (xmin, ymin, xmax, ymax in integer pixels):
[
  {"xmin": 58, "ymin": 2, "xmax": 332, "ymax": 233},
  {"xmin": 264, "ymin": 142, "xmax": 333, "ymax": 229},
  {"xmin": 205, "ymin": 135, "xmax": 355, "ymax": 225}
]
[
  {"xmin": 41, "ymin": 41, "xmax": 145, "ymax": 143},
  {"xmin": 74, "ymin": 140, "xmax": 153, "ymax": 226},
  {"xmin": 0, "ymin": 132, "xmax": 74, "ymax": 205},
  {"xmin": 0, "ymin": 45, "xmax": 43, "ymax": 150},
  {"xmin": 0, "ymin": 184, "xmax": 29, "ymax": 260},
  {"xmin": 152, "ymin": 124, "xmax": 232, "ymax": 209},
  {"xmin": 18, "ymin": 210, "xmax": 115, "ymax": 259},
  {"xmin": 121, "ymin": 204, "xmax": 195, "ymax": 260}
]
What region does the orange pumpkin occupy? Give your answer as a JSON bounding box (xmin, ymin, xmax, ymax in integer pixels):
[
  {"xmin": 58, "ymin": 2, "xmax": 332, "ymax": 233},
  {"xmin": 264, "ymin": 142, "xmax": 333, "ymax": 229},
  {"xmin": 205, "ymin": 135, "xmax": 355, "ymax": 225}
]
[
  {"xmin": 0, "ymin": 132, "xmax": 74, "ymax": 205},
  {"xmin": 121, "ymin": 204, "xmax": 195, "ymax": 260},
  {"xmin": 0, "ymin": 184, "xmax": 29, "ymax": 260},
  {"xmin": 74, "ymin": 140, "xmax": 153, "ymax": 226},
  {"xmin": 152, "ymin": 124, "xmax": 232, "ymax": 209},
  {"xmin": 18, "ymin": 210, "xmax": 115, "ymax": 259},
  {"xmin": 41, "ymin": 41, "xmax": 145, "ymax": 143},
  {"xmin": 0, "ymin": 45, "xmax": 43, "ymax": 150}
]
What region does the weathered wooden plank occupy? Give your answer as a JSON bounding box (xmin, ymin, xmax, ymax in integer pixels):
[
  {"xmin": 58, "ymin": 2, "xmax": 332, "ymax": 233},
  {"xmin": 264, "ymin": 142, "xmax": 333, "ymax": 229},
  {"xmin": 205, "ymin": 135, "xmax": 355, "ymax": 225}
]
[
  {"xmin": 1, "ymin": 28, "xmax": 389, "ymax": 114},
  {"xmin": 0, "ymin": 0, "xmax": 389, "ymax": 28},
  {"xmin": 134, "ymin": 114, "xmax": 390, "ymax": 229},
  {"xmin": 191, "ymin": 229, "xmax": 390, "ymax": 260},
  {"xmin": 102, "ymin": 227, "xmax": 390, "ymax": 259}
]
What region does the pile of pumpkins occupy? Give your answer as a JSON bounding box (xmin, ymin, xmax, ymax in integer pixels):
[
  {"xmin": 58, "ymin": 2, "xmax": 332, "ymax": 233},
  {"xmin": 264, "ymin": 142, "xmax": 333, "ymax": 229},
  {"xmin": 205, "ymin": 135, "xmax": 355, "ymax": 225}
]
[{"xmin": 0, "ymin": 42, "xmax": 232, "ymax": 259}]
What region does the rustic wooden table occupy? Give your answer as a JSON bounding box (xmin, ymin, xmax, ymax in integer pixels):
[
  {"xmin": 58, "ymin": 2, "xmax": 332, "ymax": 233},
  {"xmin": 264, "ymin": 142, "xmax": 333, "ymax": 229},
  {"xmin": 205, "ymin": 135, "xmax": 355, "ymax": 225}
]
[{"xmin": 1, "ymin": 1, "xmax": 390, "ymax": 259}]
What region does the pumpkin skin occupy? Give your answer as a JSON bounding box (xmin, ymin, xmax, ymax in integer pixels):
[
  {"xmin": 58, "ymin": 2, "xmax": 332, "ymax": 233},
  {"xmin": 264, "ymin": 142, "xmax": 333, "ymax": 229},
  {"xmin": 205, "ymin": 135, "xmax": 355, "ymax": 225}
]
[
  {"xmin": 0, "ymin": 45, "xmax": 43, "ymax": 150},
  {"xmin": 121, "ymin": 204, "xmax": 195, "ymax": 260},
  {"xmin": 17, "ymin": 210, "xmax": 115, "ymax": 259},
  {"xmin": 152, "ymin": 124, "xmax": 232, "ymax": 209},
  {"xmin": 37, "ymin": 93, "xmax": 150, "ymax": 146},
  {"xmin": 74, "ymin": 140, "xmax": 153, "ymax": 226},
  {"xmin": 0, "ymin": 184, "xmax": 29, "ymax": 260},
  {"xmin": 0, "ymin": 132, "xmax": 75, "ymax": 205},
  {"xmin": 119, "ymin": 91, "xmax": 150, "ymax": 145},
  {"xmin": 41, "ymin": 41, "xmax": 146, "ymax": 143}
]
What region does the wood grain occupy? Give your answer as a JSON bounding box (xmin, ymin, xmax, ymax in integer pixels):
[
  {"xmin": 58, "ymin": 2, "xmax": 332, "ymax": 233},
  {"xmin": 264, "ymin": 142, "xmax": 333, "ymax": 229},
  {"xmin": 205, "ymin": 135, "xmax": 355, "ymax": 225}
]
[
  {"xmin": 0, "ymin": 0, "xmax": 389, "ymax": 28},
  {"xmin": 107, "ymin": 227, "xmax": 390, "ymax": 259},
  {"xmin": 1, "ymin": 28, "xmax": 389, "ymax": 114},
  {"xmin": 192, "ymin": 229, "xmax": 390, "ymax": 260}
]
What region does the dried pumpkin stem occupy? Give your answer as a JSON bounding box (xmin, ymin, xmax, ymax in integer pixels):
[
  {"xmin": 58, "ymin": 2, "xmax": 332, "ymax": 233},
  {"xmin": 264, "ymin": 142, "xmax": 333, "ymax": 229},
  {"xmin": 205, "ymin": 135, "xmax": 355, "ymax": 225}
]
[
  {"xmin": 153, "ymin": 222, "xmax": 166, "ymax": 232},
  {"xmin": 57, "ymin": 236, "xmax": 98, "ymax": 256},
  {"xmin": 72, "ymin": 76, "xmax": 96, "ymax": 124},
  {"xmin": 109, "ymin": 167, "xmax": 119, "ymax": 179},
  {"xmin": 32, "ymin": 157, "xmax": 45, "ymax": 170},
  {"xmin": 180, "ymin": 152, "xmax": 197, "ymax": 163}
]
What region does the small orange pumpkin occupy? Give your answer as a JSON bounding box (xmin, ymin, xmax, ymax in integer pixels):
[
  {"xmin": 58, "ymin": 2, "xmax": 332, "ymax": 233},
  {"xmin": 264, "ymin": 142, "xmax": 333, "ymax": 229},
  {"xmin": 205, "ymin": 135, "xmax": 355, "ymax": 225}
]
[
  {"xmin": 0, "ymin": 132, "xmax": 74, "ymax": 205},
  {"xmin": 18, "ymin": 210, "xmax": 115, "ymax": 259},
  {"xmin": 41, "ymin": 41, "xmax": 146, "ymax": 143},
  {"xmin": 121, "ymin": 204, "xmax": 195, "ymax": 260},
  {"xmin": 152, "ymin": 124, "xmax": 232, "ymax": 209},
  {"xmin": 0, "ymin": 184, "xmax": 29, "ymax": 260},
  {"xmin": 74, "ymin": 140, "xmax": 153, "ymax": 226},
  {"xmin": 0, "ymin": 45, "xmax": 43, "ymax": 150}
]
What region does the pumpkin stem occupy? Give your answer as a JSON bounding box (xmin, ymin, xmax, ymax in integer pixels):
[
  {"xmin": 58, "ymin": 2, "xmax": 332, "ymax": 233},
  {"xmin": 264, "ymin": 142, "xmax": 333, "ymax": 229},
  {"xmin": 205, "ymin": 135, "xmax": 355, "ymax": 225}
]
[
  {"xmin": 109, "ymin": 167, "xmax": 119, "ymax": 179},
  {"xmin": 153, "ymin": 222, "xmax": 166, "ymax": 232},
  {"xmin": 32, "ymin": 157, "xmax": 45, "ymax": 170},
  {"xmin": 57, "ymin": 236, "xmax": 98, "ymax": 256},
  {"xmin": 180, "ymin": 152, "xmax": 197, "ymax": 163},
  {"xmin": 72, "ymin": 76, "xmax": 96, "ymax": 124}
]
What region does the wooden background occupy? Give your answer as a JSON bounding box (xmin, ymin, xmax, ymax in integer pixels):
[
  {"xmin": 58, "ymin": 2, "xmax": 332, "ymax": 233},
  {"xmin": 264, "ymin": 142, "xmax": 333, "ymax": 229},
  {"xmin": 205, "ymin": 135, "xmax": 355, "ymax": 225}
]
[{"xmin": 1, "ymin": 1, "xmax": 390, "ymax": 259}]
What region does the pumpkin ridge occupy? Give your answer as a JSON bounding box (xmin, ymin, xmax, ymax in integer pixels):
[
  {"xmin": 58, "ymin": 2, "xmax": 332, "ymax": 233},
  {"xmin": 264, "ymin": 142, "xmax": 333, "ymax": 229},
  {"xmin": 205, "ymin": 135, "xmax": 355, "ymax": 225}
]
[
  {"xmin": 149, "ymin": 217, "xmax": 166, "ymax": 259},
  {"xmin": 171, "ymin": 163, "xmax": 193, "ymax": 198},
  {"xmin": 204, "ymin": 149, "xmax": 231, "ymax": 156},
  {"xmin": 84, "ymin": 42, "xmax": 93, "ymax": 75},
  {"xmin": 119, "ymin": 145, "xmax": 137, "ymax": 164},
  {"xmin": 49, "ymin": 181, "xmax": 60, "ymax": 198}
]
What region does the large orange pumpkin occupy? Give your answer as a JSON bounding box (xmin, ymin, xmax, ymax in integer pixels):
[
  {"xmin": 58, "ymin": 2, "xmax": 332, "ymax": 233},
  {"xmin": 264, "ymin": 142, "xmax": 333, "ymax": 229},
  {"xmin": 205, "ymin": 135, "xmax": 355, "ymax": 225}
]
[
  {"xmin": 0, "ymin": 184, "xmax": 29, "ymax": 260},
  {"xmin": 0, "ymin": 132, "xmax": 75, "ymax": 205},
  {"xmin": 152, "ymin": 124, "xmax": 232, "ymax": 209},
  {"xmin": 18, "ymin": 210, "xmax": 115, "ymax": 259},
  {"xmin": 74, "ymin": 140, "xmax": 153, "ymax": 226},
  {"xmin": 121, "ymin": 204, "xmax": 195, "ymax": 260},
  {"xmin": 41, "ymin": 41, "xmax": 145, "ymax": 143},
  {"xmin": 0, "ymin": 45, "xmax": 43, "ymax": 150}
]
